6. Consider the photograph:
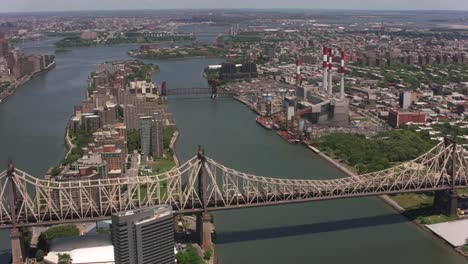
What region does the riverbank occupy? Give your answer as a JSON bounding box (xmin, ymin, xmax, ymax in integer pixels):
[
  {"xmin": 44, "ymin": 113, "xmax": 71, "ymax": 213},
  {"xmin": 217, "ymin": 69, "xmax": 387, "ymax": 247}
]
[
  {"xmin": 305, "ymin": 144, "xmax": 467, "ymax": 259},
  {"xmin": 55, "ymin": 36, "xmax": 194, "ymax": 49},
  {"xmin": 128, "ymin": 45, "xmax": 226, "ymax": 60},
  {"xmin": 228, "ymin": 92, "xmax": 466, "ymax": 259},
  {"xmin": 170, "ymin": 130, "xmax": 180, "ymax": 167},
  {"xmin": 0, "ymin": 60, "xmax": 56, "ymax": 104}
]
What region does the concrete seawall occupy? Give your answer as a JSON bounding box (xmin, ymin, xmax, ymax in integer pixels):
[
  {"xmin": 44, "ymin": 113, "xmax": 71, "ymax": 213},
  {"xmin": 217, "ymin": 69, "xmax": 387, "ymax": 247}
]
[
  {"xmin": 311, "ymin": 145, "xmax": 405, "ymax": 213},
  {"xmin": 307, "ymin": 144, "xmax": 467, "ymax": 258},
  {"xmin": 170, "ymin": 130, "xmax": 180, "ymax": 167}
]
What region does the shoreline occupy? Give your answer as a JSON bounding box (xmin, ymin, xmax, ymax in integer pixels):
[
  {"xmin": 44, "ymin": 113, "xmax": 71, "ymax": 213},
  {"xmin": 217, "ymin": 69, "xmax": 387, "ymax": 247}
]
[
  {"xmin": 54, "ymin": 39, "xmax": 194, "ymax": 49},
  {"xmin": 229, "ymin": 95, "xmax": 466, "ymax": 259},
  {"xmin": 170, "ymin": 129, "xmax": 180, "ymax": 167},
  {"xmin": 129, "ymin": 53, "xmax": 220, "ymax": 60},
  {"xmin": 0, "ymin": 60, "xmax": 56, "ymax": 104},
  {"xmin": 308, "ymin": 145, "xmax": 466, "ymax": 258}
]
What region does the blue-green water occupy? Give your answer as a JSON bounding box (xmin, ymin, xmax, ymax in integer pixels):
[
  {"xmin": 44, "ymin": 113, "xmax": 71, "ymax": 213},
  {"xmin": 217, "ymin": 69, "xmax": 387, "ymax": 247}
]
[{"xmin": 0, "ymin": 38, "xmax": 465, "ymax": 263}]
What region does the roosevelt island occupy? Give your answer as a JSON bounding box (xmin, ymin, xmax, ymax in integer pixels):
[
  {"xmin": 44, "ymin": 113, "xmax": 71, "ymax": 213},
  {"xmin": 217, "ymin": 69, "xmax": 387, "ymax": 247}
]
[{"xmin": 0, "ymin": 6, "xmax": 468, "ymax": 264}]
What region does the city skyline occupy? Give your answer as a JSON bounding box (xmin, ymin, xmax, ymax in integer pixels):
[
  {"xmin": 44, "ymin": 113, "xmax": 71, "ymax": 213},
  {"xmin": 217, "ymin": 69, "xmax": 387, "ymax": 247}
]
[{"xmin": 2, "ymin": 0, "xmax": 468, "ymax": 13}]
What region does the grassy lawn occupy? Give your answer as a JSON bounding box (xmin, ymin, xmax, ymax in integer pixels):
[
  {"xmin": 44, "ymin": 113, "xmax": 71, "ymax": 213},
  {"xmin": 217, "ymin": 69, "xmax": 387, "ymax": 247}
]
[
  {"xmin": 390, "ymin": 193, "xmax": 457, "ymax": 225},
  {"xmin": 391, "ymin": 193, "xmax": 434, "ymax": 210},
  {"xmin": 417, "ymin": 215, "xmax": 457, "ymax": 225},
  {"xmin": 151, "ymin": 157, "xmax": 176, "ymax": 174},
  {"xmin": 137, "ymin": 181, "xmax": 167, "ymax": 202}
]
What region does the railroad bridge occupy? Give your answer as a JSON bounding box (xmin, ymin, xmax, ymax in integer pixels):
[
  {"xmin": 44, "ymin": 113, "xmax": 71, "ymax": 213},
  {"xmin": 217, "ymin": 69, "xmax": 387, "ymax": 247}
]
[{"xmin": 1, "ymin": 140, "xmax": 467, "ymax": 263}]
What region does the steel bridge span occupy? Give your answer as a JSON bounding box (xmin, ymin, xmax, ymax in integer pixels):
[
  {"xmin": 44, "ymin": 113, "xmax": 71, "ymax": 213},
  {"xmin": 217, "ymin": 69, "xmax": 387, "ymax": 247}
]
[
  {"xmin": 163, "ymin": 87, "xmax": 238, "ymax": 97},
  {"xmin": 2, "ymin": 140, "xmax": 467, "ymax": 262},
  {"xmin": 1, "ymin": 140, "xmax": 467, "ymax": 229}
]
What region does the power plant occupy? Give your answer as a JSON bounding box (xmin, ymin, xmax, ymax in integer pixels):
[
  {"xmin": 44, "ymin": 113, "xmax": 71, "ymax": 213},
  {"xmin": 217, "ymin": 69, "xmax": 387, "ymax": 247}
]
[{"xmin": 286, "ymin": 46, "xmax": 350, "ymax": 132}]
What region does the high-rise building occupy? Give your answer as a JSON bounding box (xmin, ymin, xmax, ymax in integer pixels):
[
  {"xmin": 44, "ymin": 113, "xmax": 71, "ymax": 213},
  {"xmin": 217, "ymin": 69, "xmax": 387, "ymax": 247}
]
[
  {"xmin": 84, "ymin": 115, "xmax": 101, "ymax": 133},
  {"xmin": 399, "ymin": 91, "xmax": 412, "ymax": 110},
  {"xmin": 111, "ymin": 205, "xmax": 174, "ymax": 264},
  {"xmin": 139, "ymin": 116, "xmax": 153, "ymax": 157},
  {"xmin": 123, "ymin": 105, "xmax": 138, "ymax": 130},
  {"xmin": 0, "ymin": 39, "xmax": 8, "ymax": 58},
  {"xmin": 151, "ymin": 112, "xmax": 164, "ymax": 158}
]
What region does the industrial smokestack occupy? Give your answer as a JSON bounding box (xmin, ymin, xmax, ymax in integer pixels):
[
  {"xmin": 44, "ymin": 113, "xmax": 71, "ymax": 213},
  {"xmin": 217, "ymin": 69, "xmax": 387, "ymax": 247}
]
[
  {"xmin": 328, "ymin": 49, "xmax": 333, "ymax": 96},
  {"xmin": 322, "ymin": 47, "xmax": 328, "ymax": 92},
  {"xmin": 296, "ymin": 56, "xmax": 301, "ymax": 86},
  {"xmin": 340, "ymin": 50, "xmax": 345, "ymax": 100}
]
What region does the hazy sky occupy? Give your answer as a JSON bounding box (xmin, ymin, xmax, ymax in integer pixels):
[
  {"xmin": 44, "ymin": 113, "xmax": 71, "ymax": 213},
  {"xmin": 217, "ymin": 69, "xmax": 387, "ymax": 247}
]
[{"xmin": 2, "ymin": 0, "xmax": 468, "ymax": 13}]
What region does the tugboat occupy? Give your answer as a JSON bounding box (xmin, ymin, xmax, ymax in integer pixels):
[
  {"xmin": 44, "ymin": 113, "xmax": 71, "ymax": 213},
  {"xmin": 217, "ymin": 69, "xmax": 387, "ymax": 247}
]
[
  {"xmin": 277, "ymin": 130, "xmax": 300, "ymax": 144},
  {"xmin": 256, "ymin": 116, "xmax": 272, "ymax": 130}
]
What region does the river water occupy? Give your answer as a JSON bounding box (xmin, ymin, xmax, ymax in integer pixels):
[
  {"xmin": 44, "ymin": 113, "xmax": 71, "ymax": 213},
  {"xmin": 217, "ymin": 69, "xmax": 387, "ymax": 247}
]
[{"xmin": 0, "ymin": 38, "xmax": 465, "ymax": 263}]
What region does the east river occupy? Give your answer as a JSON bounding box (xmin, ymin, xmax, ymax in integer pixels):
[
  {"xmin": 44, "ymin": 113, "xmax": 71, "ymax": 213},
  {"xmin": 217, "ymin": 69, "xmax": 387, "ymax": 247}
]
[{"xmin": 0, "ymin": 38, "xmax": 466, "ymax": 263}]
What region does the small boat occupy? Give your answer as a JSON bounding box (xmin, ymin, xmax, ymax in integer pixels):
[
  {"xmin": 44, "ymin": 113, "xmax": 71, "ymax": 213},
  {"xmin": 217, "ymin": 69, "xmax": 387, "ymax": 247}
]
[
  {"xmin": 277, "ymin": 131, "xmax": 300, "ymax": 144},
  {"xmin": 256, "ymin": 116, "xmax": 272, "ymax": 129}
]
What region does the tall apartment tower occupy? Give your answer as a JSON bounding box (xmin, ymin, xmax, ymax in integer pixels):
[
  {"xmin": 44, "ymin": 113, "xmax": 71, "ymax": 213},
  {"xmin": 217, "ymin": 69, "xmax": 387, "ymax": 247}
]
[
  {"xmin": 151, "ymin": 112, "xmax": 164, "ymax": 158},
  {"xmin": 399, "ymin": 91, "xmax": 412, "ymax": 110},
  {"xmin": 139, "ymin": 116, "xmax": 153, "ymax": 157},
  {"xmin": 111, "ymin": 205, "xmax": 174, "ymax": 264}
]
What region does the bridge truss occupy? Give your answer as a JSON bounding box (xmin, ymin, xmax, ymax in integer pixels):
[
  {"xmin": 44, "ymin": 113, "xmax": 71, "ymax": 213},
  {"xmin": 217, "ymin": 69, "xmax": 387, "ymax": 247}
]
[{"xmin": 0, "ymin": 141, "xmax": 466, "ymax": 229}]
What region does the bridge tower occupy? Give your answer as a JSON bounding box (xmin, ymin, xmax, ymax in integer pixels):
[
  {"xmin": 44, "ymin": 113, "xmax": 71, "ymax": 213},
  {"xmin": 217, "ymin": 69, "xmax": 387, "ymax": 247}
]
[
  {"xmin": 196, "ymin": 147, "xmax": 213, "ymax": 250},
  {"xmin": 209, "ymin": 79, "xmax": 218, "ymax": 99},
  {"xmin": 160, "ymin": 81, "xmax": 168, "ymax": 101},
  {"xmin": 6, "ymin": 161, "xmax": 24, "ymax": 264},
  {"xmin": 433, "ymin": 139, "xmax": 459, "ymax": 217}
]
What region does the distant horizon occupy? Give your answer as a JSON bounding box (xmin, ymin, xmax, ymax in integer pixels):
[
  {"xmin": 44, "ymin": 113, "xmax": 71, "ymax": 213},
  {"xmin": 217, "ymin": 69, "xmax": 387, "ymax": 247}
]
[
  {"xmin": 1, "ymin": 0, "xmax": 468, "ymax": 14},
  {"xmin": 1, "ymin": 7, "xmax": 468, "ymax": 15}
]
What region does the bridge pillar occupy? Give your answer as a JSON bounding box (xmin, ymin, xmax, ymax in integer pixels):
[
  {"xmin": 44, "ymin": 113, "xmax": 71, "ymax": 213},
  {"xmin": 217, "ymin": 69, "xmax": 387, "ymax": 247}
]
[
  {"xmin": 449, "ymin": 190, "xmax": 458, "ymax": 217},
  {"xmin": 433, "ymin": 189, "xmax": 459, "ymax": 217},
  {"xmin": 196, "ymin": 212, "xmax": 212, "ymax": 250},
  {"xmin": 7, "ymin": 160, "xmax": 24, "ymax": 264},
  {"xmin": 10, "ymin": 228, "xmax": 23, "ymax": 264},
  {"xmin": 195, "ymin": 146, "xmax": 212, "ymax": 250}
]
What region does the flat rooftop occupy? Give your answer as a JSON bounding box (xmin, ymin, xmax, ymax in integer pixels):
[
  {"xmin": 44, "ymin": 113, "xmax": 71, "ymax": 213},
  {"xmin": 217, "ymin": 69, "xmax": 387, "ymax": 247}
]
[{"xmin": 426, "ymin": 218, "xmax": 468, "ymax": 247}]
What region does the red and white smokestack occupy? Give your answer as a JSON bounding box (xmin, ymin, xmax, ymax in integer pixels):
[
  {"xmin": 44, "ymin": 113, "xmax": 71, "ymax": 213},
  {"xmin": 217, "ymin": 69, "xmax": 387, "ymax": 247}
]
[
  {"xmin": 322, "ymin": 47, "xmax": 328, "ymax": 92},
  {"xmin": 340, "ymin": 50, "xmax": 345, "ymax": 100},
  {"xmin": 328, "ymin": 49, "xmax": 333, "ymax": 96},
  {"xmin": 296, "ymin": 56, "xmax": 301, "ymax": 86}
]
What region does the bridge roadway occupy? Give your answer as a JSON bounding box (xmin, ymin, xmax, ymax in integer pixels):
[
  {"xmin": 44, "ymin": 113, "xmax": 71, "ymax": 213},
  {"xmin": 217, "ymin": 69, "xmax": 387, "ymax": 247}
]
[
  {"xmin": 162, "ymin": 86, "xmax": 277, "ymax": 97},
  {"xmin": 0, "ymin": 141, "xmax": 466, "ymax": 229},
  {"xmin": 164, "ymin": 87, "xmax": 238, "ymax": 96}
]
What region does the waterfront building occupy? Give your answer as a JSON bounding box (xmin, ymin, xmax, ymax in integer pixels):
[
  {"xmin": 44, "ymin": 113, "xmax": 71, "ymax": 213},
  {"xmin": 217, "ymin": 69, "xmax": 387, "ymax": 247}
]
[
  {"xmin": 128, "ymin": 80, "xmax": 157, "ymax": 95},
  {"xmin": 44, "ymin": 234, "xmax": 114, "ymax": 264},
  {"xmin": 99, "ymin": 145, "xmax": 124, "ymax": 177},
  {"xmin": 84, "ymin": 115, "xmax": 101, "ymax": 133},
  {"xmin": 151, "ymin": 112, "xmax": 164, "ymax": 158},
  {"xmin": 111, "ymin": 205, "xmax": 174, "ymax": 264},
  {"xmin": 139, "ymin": 116, "xmax": 153, "ymax": 157},
  {"xmin": 97, "ymin": 104, "xmax": 118, "ymax": 127}
]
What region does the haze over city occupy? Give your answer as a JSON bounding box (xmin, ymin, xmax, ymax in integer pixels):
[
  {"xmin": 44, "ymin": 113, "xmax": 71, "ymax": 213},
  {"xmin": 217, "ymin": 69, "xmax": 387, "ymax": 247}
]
[
  {"xmin": 2, "ymin": 0, "xmax": 468, "ymax": 12},
  {"xmin": 0, "ymin": 2, "xmax": 467, "ymax": 264}
]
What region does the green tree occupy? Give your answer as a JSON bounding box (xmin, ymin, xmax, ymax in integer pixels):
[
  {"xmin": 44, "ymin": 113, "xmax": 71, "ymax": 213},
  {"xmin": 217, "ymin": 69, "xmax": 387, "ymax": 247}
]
[
  {"xmin": 163, "ymin": 127, "xmax": 175, "ymax": 150},
  {"xmin": 58, "ymin": 253, "xmax": 72, "ymax": 264},
  {"xmin": 176, "ymin": 245, "xmax": 204, "ymax": 264},
  {"xmin": 38, "ymin": 224, "xmax": 80, "ymax": 252},
  {"xmin": 35, "ymin": 249, "xmax": 45, "ymax": 262},
  {"xmin": 127, "ymin": 129, "xmax": 141, "ymax": 152},
  {"xmin": 203, "ymin": 248, "xmax": 213, "ymax": 260},
  {"xmin": 50, "ymin": 167, "xmax": 62, "ymax": 177}
]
